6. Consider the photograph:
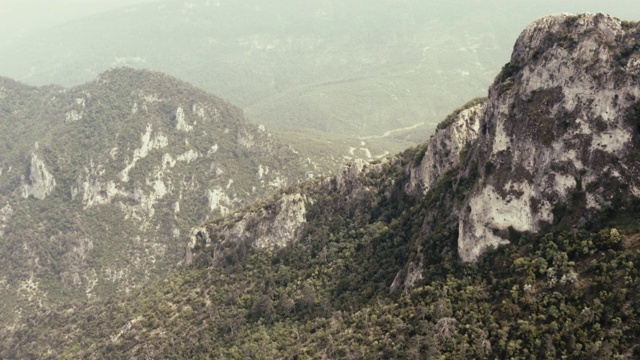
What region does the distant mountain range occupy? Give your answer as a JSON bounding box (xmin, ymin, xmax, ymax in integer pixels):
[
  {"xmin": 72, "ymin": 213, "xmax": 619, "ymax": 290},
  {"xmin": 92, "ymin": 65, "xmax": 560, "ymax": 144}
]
[{"xmin": 6, "ymin": 0, "xmax": 638, "ymax": 158}]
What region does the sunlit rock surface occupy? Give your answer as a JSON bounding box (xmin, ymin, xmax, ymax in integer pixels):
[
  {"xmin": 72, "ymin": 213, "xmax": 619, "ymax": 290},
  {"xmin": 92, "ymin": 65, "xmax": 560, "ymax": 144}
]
[
  {"xmin": 459, "ymin": 13, "xmax": 640, "ymax": 261},
  {"xmin": 21, "ymin": 153, "xmax": 56, "ymax": 200}
]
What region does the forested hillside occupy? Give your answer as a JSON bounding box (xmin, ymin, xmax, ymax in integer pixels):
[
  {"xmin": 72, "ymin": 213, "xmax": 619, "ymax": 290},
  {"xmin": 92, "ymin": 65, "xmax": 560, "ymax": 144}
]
[{"xmin": 0, "ymin": 68, "xmax": 314, "ymax": 326}]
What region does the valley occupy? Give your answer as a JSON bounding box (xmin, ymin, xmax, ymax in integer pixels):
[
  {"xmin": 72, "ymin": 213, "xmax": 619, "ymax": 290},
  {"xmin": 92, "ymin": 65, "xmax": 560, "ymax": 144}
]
[{"xmin": 5, "ymin": 1, "xmax": 637, "ymax": 159}]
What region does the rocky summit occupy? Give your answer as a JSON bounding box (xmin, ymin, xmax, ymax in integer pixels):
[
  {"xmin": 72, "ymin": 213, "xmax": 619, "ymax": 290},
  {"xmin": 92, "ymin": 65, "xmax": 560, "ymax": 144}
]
[
  {"xmin": 459, "ymin": 13, "xmax": 640, "ymax": 261},
  {"xmin": 2, "ymin": 13, "xmax": 640, "ymax": 359}
]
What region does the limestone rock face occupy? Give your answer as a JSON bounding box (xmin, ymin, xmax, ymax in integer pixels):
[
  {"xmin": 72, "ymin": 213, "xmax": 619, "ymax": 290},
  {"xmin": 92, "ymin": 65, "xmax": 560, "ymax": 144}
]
[
  {"xmin": 406, "ymin": 99, "xmax": 485, "ymax": 195},
  {"xmin": 21, "ymin": 153, "xmax": 56, "ymax": 200},
  {"xmin": 459, "ymin": 13, "xmax": 640, "ymax": 261},
  {"xmin": 252, "ymin": 193, "xmax": 308, "ymax": 250},
  {"xmin": 0, "ymin": 204, "xmax": 12, "ymax": 237},
  {"xmin": 189, "ymin": 193, "xmax": 309, "ymax": 265},
  {"xmin": 334, "ymin": 158, "xmax": 369, "ymax": 193}
]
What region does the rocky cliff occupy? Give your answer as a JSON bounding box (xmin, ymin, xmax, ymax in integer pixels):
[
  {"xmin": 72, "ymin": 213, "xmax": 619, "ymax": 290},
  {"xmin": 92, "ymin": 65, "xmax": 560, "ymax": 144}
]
[
  {"xmin": 405, "ymin": 97, "xmax": 485, "ymax": 196},
  {"xmin": 459, "ymin": 13, "xmax": 640, "ymax": 261},
  {"xmin": 189, "ymin": 13, "xmax": 640, "ymax": 270}
]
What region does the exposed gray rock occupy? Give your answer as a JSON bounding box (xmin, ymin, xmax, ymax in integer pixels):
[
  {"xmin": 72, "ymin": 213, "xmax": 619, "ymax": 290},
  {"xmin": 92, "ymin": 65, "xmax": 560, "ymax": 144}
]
[
  {"xmin": 252, "ymin": 193, "xmax": 308, "ymax": 250},
  {"xmin": 0, "ymin": 204, "xmax": 12, "ymax": 237},
  {"xmin": 389, "ymin": 257, "xmax": 424, "ymax": 294},
  {"xmin": 190, "ymin": 193, "xmax": 309, "ymax": 265},
  {"xmin": 175, "ymin": 106, "xmax": 194, "ymax": 132},
  {"xmin": 406, "ymin": 99, "xmax": 485, "ymax": 195},
  {"xmin": 459, "ymin": 13, "xmax": 640, "ymax": 261},
  {"xmin": 334, "ymin": 158, "xmax": 369, "ymax": 193},
  {"xmin": 21, "ymin": 153, "xmax": 56, "ymax": 200}
]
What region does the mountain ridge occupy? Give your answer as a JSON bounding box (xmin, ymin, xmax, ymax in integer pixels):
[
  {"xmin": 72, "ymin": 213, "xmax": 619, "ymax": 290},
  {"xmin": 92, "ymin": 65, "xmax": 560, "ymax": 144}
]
[{"xmin": 0, "ymin": 67, "xmax": 315, "ymax": 326}]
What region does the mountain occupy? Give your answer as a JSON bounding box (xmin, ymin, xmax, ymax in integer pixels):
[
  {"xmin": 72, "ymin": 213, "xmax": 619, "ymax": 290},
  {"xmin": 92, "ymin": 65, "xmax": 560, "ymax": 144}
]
[
  {"xmin": 3, "ymin": 13, "xmax": 640, "ymax": 359},
  {"xmin": 0, "ymin": 67, "xmax": 316, "ymax": 326}
]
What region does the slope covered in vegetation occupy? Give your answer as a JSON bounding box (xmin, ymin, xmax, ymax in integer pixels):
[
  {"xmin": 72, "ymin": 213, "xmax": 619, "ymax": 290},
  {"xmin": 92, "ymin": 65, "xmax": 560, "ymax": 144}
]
[
  {"xmin": 4, "ymin": 122, "xmax": 640, "ymax": 359},
  {"xmin": 0, "ymin": 68, "xmax": 315, "ymax": 326}
]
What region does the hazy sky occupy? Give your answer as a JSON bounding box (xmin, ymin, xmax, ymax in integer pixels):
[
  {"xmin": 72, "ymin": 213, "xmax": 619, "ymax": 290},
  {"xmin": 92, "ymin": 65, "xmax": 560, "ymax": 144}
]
[
  {"xmin": 1, "ymin": 0, "xmax": 639, "ymax": 86},
  {"xmin": 2, "ymin": 0, "xmax": 639, "ymax": 44},
  {"xmin": 0, "ymin": 0, "xmax": 157, "ymax": 46}
]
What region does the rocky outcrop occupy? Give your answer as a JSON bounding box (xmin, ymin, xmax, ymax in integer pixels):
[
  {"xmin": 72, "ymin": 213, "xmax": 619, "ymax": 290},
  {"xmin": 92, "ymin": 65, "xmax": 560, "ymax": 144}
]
[
  {"xmin": 334, "ymin": 158, "xmax": 369, "ymax": 193},
  {"xmin": 21, "ymin": 153, "xmax": 56, "ymax": 200},
  {"xmin": 118, "ymin": 124, "xmax": 169, "ymax": 183},
  {"xmin": 389, "ymin": 257, "xmax": 424, "ymax": 294},
  {"xmin": 251, "ymin": 193, "xmax": 308, "ymax": 250},
  {"xmin": 382, "ymin": 13, "xmax": 640, "ymax": 264},
  {"xmin": 189, "ymin": 193, "xmax": 309, "ymax": 265},
  {"xmin": 405, "ymin": 98, "xmax": 485, "ymax": 195},
  {"xmin": 459, "ymin": 13, "xmax": 640, "ymax": 261},
  {"xmin": 0, "ymin": 204, "xmax": 12, "ymax": 237},
  {"xmin": 175, "ymin": 107, "xmax": 194, "ymax": 132}
]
